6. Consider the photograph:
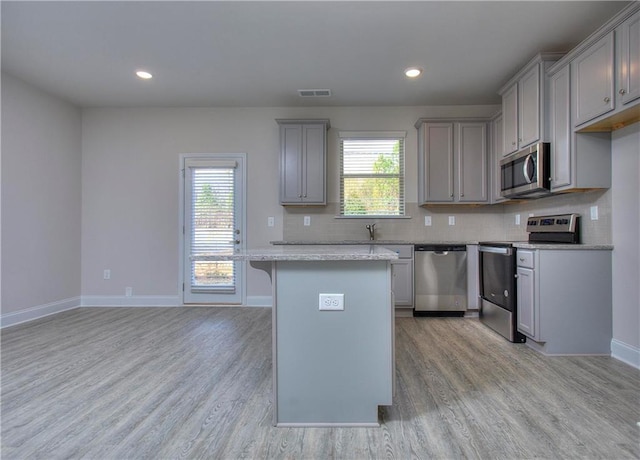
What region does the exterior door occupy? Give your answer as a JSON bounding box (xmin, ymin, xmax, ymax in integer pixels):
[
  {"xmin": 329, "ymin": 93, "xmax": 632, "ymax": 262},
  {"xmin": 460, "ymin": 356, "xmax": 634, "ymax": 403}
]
[{"xmin": 181, "ymin": 154, "xmax": 246, "ymax": 304}]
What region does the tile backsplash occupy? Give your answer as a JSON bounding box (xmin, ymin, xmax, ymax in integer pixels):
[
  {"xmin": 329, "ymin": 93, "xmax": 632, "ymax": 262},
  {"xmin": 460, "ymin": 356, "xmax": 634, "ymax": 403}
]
[{"xmin": 282, "ymin": 189, "xmax": 612, "ymax": 244}]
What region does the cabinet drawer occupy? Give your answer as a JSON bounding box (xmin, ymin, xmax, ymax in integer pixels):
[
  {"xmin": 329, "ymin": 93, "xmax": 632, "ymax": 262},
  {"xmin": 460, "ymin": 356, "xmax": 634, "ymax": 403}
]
[
  {"xmin": 517, "ymin": 250, "xmax": 535, "ymax": 268},
  {"xmin": 384, "ymin": 245, "xmax": 413, "ymax": 259}
]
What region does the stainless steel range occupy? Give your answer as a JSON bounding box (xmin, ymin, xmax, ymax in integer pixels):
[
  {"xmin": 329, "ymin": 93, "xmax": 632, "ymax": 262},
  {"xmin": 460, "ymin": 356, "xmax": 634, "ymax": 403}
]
[{"xmin": 478, "ymin": 213, "xmax": 580, "ymax": 342}]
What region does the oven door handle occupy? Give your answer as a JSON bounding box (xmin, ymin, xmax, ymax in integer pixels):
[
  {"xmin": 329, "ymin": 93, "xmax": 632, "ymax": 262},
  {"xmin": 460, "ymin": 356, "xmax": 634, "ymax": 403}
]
[{"xmin": 479, "ymin": 245, "xmax": 513, "ymax": 256}]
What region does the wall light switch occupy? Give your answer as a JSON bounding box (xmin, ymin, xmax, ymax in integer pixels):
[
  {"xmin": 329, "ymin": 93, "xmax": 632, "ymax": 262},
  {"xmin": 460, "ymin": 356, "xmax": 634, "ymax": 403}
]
[
  {"xmin": 103, "ymin": 269, "xmax": 111, "ymax": 280},
  {"xmin": 515, "ymin": 214, "xmax": 521, "ymax": 225},
  {"xmin": 590, "ymin": 206, "xmax": 599, "ymax": 220},
  {"xmin": 424, "ymin": 216, "xmax": 432, "ymax": 226},
  {"xmin": 303, "ymin": 216, "xmax": 311, "ymax": 226},
  {"xmin": 267, "ymin": 216, "xmax": 275, "ymax": 227},
  {"xmin": 448, "ymin": 216, "xmax": 455, "ymax": 226}
]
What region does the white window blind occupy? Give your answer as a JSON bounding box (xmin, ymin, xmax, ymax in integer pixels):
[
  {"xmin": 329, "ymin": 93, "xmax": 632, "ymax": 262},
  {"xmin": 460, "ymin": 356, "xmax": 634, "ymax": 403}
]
[
  {"xmin": 339, "ymin": 134, "xmax": 405, "ymax": 216},
  {"xmin": 189, "ymin": 162, "xmax": 237, "ymax": 292}
]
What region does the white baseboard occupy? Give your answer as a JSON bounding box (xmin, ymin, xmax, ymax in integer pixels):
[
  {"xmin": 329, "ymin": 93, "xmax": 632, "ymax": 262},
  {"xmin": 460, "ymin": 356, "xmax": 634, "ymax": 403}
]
[
  {"xmin": 246, "ymin": 296, "xmax": 272, "ymax": 307},
  {"xmin": 1, "ymin": 297, "xmax": 81, "ymax": 328},
  {"xmin": 611, "ymin": 339, "xmax": 640, "ymax": 369},
  {"xmin": 82, "ymin": 295, "xmax": 180, "ymax": 307}
]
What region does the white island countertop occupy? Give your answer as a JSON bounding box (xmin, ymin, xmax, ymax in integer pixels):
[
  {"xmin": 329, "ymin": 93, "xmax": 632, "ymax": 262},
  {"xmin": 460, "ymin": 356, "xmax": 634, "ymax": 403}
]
[{"xmin": 192, "ymin": 244, "xmax": 399, "ymax": 262}]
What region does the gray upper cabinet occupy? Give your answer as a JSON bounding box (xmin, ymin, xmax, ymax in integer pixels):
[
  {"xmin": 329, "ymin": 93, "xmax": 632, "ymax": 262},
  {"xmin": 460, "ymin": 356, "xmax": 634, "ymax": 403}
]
[
  {"xmin": 499, "ymin": 53, "xmax": 563, "ymax": 156},
  {"xmin": 501, "ymin": 83, "xmax": 519, "ymax": 155},
  {"xmin": 568, "ymin": 5, "xmax": 640, "ymax": 130},
  {"xmin": 550, "ymin": 64, "xmax": 573, "ymax": 190},
  {"xmin": 418, "ymin": 122, "xmax": 454, "ymax": 203},
  {"xmin": 489, "ymin": 112, "xmax": 507, "ymax": 203},
  {"xmin": 277, "ymin": 119, "xmax": 330, "ymax": 205},
  {"xmin": 457, "ymin": 122, "xmax": 488, "ymax": 202},
  {"xmin": 572, "ymin": 31, "xmax": 615, "ymax": 127},
  {"xmin": 618, "ymin": 10, "xmax": 640, "ymax": 106},
  {"xmin": 549, "ymin": 62, "xmax": 612, "ymax": 192},
  {"xmin": 416, "ymin": 119, "xmax": 488, "ymax": 205}
]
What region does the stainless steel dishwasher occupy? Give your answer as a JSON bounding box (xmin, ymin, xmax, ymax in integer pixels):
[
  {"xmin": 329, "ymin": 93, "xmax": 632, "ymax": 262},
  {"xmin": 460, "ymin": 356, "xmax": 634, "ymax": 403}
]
[{"xmin": 413, "ymin": 244, "xmax": 467, "ymax": 316}]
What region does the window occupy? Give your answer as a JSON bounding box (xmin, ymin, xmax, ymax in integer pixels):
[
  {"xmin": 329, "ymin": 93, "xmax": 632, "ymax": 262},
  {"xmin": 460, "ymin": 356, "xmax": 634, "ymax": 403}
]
[{"xmin": 339, "ymin": 131, "xmax": 406, "ymax": 216}]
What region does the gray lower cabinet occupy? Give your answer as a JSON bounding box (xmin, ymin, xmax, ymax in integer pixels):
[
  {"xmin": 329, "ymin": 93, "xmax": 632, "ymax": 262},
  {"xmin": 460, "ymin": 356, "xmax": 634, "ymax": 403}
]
[
  {"xmin": 277, "ymin": 119, "xmax": 330, "ymax": 205},
  {"xmin": 516, "ymin": 248, "xmax": 612, "ymax": 355},
  {"xmin": 385, "ymin": 245, "xmax": 413, "ymax": 310},
  {"xmin": 415, "ymin": 119, "xmax": 488, "ymax": 204}
]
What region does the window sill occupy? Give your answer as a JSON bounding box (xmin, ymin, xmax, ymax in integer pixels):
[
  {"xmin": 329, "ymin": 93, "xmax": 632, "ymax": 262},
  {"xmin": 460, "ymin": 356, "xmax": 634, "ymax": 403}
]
[{"xmin": 334, "ymin": 215, "xmax": 412, "ymax": 220}]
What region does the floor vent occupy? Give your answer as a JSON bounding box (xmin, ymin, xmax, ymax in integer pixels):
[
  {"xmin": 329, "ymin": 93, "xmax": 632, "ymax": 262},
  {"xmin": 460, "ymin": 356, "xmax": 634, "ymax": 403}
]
[{"xmin": 298, "ymin": 89, "xmax": 332, "ymax": 97}]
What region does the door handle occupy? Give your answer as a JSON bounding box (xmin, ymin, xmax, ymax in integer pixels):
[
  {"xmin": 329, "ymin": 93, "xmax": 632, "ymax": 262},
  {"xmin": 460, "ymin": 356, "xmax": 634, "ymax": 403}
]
[{"xmin": 523, "ymin": 154, "xmax": 534, "ymax": 183}]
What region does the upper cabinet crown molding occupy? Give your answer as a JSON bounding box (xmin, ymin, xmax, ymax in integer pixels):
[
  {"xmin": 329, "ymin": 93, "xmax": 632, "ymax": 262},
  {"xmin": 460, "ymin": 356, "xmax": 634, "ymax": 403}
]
[
  {"xmin": 547, "ymin": 3, "xmax": 640, "ymax": 75},
  {"xmin": 546, "ymin": 3, "xmax": 640, "ymax": 132},
  {"xmin": 498, "ymin": 52, "xmax": 566, "ymax": 96}
]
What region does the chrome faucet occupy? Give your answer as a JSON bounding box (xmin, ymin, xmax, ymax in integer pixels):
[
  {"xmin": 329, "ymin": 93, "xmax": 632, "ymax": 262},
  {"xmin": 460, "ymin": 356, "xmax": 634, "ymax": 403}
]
[{"xmin": 365, "ymin": 223, "xmax": 376, "ymax": 241}]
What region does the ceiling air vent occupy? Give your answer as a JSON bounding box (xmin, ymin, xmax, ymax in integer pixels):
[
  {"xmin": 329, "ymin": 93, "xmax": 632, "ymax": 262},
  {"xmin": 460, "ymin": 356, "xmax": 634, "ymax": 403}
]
[{"xmin": 298, "ymin": 89, "xmax": 332, "ymax": 97}]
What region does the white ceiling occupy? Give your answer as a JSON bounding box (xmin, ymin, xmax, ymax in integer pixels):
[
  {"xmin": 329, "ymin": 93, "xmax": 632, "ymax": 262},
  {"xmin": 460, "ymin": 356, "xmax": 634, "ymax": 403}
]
[{"xmin": 1, "ymin": 1, "xmax": 630, "ymax": 108}]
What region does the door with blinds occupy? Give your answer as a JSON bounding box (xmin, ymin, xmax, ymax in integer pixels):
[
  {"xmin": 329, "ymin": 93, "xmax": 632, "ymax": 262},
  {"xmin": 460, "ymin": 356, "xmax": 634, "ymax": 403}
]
[{"xmin": 181, "ymin": 154, "xmax": 246, "ymax": 304}]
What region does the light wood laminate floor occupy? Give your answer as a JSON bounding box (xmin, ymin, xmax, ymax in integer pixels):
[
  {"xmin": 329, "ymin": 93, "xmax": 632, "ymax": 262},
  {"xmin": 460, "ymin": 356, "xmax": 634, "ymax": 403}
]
[{"xmin": 2, "ymin": 307, "xmax": 639, "ymax": 459}]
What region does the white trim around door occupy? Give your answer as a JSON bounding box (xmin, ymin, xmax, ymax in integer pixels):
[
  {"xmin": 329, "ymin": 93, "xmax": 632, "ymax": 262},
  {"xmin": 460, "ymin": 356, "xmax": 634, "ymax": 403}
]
[{"xmin": 179, "ymin": 153, "xmax": 247, "ymax": 305}]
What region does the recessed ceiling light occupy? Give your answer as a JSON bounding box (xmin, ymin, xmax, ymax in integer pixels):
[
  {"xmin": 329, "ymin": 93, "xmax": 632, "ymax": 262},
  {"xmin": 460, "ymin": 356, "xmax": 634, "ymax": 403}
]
[
  {"xmin": 404, "ymin": 67, "xmax": 423, "ymax": 78},
  {"xmin": 136, "ymin": 70, "xmax": 153, "ymax": 80}
]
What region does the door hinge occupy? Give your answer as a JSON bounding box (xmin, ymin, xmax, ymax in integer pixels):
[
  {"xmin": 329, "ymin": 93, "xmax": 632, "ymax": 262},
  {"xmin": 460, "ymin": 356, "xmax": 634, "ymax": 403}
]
[{"xmin": 182, "ymin": 283, "xmax": 185, "ymax": 291}]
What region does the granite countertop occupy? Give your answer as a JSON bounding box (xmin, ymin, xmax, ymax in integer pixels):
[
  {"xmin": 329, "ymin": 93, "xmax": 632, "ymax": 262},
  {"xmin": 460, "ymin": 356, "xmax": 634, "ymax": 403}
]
[
  {"xmin": 270, "ymin": 240, "xmax": 613, "ymax": 250},
  {"xmin": 512, "ymin": 242, "xmax": 614, "ymax": 250},
  {"xmin": 270, "ymin": 240, "xmax": 478, "ymax": 246},
  {"xmin": 191, "ymin": 245, "xmax": 399, "ymax": 262}
]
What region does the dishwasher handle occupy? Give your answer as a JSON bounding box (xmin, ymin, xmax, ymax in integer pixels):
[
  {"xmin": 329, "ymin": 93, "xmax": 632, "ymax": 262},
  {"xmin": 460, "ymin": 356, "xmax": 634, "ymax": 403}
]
[
  {"xmin": 414, "ymin": 244, "xmax": 467, "ymax": 252},
  {"xmin": 478, "ymin": 245, "xmax": 513, "ymax": 256}
]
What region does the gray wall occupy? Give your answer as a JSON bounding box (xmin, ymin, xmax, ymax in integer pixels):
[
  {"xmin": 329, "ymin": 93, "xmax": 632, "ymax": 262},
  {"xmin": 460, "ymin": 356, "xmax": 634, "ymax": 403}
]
[
  {"xmin": 1, "ymin": 73, "xmax": 82, "ymax": 315},
  {"xmin": 79, "ymin": 105, "xmax": 499, "ymax": 302}
]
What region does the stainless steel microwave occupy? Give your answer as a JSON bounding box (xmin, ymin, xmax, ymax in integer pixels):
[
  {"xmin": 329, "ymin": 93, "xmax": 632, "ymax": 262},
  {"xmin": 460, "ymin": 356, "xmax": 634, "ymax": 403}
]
[{"xmin": 500, "ymin": 142, "xmax": 551, "ymax": 199}]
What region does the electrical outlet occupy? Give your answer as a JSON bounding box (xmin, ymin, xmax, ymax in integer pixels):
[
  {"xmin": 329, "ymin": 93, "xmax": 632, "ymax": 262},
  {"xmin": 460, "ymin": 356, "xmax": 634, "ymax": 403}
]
[
  {"xmin": 304, "ymin": 216, "xmax": 311, "ymax": 226},
  {"xmin": 590, "ymin": 206, "xmax": 599, "ymax": 220},
  {"xmin": 103, "ymin": 269, "xmax": 111, "ymax": 280},
  {"xmin": 267, "ymin": 216, "xmax": 275, "ymax": 227},
  {"xmin": 448, "ymin": 216, "xmax": 455, "ymax": 226},
  {"xmin": 319, "ymin": 293, "xmax": 344, "ymax": 311},
  {"xmin": 125, "ymin": 287, "xmax": 133, "ymax": 297},
  {"xmin": 424, "ymin": 216, "xmax": 432, "ymax": 226}
]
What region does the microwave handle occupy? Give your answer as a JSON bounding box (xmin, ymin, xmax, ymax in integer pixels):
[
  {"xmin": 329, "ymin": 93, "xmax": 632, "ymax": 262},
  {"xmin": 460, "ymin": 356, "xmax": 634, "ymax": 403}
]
[{"xmin": 523, "ymin": 154, "xmax": 534, "ymax": 183}]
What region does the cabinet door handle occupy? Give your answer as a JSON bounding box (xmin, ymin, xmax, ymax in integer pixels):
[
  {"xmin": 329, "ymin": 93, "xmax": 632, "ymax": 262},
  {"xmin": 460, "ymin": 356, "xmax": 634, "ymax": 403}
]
[
  {"xmin": 619, "ymin": 89, "xmax": 627, "ymax": 95},
  {"xmin": 604, "ymin": 96, "xmax": 611, "ymax": 103}
]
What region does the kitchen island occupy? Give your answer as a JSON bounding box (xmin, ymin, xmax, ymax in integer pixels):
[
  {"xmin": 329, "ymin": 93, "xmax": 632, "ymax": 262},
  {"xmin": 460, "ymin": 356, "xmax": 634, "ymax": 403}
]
[{"xmin": 193, "ymin": 245, "xmax": 398, "ymax": 426}]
